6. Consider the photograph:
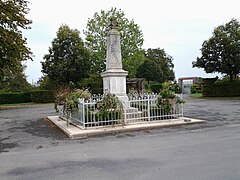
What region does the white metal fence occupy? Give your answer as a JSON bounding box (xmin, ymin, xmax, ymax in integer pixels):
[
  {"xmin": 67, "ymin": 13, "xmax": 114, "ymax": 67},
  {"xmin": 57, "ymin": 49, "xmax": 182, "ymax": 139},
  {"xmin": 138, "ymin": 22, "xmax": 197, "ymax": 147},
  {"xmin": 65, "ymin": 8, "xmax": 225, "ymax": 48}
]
[
  {"xmin": 59, "ymin": 93, "xmax": 183, "ymax": 129},
  {"xmin": 125, "ymin": 93, "xmax": 183, "ymax": 124}
]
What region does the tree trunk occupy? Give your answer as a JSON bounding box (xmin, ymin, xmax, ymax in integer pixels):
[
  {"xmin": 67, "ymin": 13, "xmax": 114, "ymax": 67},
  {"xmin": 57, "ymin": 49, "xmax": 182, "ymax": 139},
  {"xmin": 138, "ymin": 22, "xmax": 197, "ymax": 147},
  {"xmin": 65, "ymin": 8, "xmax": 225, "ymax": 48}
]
[
  {"xmin": 234, "ymin": 73, "xmax": 237, "ymax": 79},
  {"xmin": 230, "ymin": 74, "xmax": 233, "ymax": 81}
]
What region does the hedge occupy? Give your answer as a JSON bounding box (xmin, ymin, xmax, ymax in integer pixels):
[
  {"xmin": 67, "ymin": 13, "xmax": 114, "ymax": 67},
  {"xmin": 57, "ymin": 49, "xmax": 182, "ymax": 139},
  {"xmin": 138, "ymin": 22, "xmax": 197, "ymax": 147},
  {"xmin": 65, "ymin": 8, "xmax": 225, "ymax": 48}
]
[
  {"xmin": 0, "ymin": 92, "xmax": 32, "ymax": 104},
  {"xmin": 203, "ymin": 81, "xmax": 240, "ymax": 97},
  {"xmin": 202, "ymin": 77, "xmax": 218, "ymax": 84},
  {"xmin": 30, "ymin": 90, "xmax": 54, "ymax": 103},
  {"xmin": 0, "ymin": 90, "xmax": 55, "ymax": 104}
]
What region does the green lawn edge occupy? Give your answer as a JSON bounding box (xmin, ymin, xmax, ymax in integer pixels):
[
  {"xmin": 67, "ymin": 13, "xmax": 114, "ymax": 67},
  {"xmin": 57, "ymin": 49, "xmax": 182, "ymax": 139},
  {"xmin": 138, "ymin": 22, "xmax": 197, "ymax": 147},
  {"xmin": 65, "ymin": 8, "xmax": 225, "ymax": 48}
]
[
  {"xmin": 0, "ymin": 102, "xmax": 53, "ymax": 107},
  {"xmin": 189, "ymin": 93, "xmax": 240, "ymax": 100}
]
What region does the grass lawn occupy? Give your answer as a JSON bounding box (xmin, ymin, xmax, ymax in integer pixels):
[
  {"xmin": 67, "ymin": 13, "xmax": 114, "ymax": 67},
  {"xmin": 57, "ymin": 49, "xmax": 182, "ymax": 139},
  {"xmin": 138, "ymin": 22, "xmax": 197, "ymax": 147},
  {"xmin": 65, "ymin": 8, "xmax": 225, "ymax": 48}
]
[
  {"xmin": 0, "ymin": 102, "xmax": 53, "ymax": 108},
  {"xmin": 190, "ymin": 93, "xmax": 240, "ymax": 100},
  {"xmin": 189, "ymin": 93, "xmax": 202, "ymax": 98}
]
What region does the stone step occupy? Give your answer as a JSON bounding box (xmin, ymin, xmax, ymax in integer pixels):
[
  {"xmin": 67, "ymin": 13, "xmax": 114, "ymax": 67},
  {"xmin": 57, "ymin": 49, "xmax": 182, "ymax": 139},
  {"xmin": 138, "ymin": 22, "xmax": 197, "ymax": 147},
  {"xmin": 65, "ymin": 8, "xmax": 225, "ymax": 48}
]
[
  {"xmin": 125, "ymin": 111, "xmax": 142, "ymax": 121},
  {"xmin": 125, "ymin": 111, "xmax": 142, "ymax": 117},
  {"xmin": 125, "ymin": 107, "xmax": 139, "ymax": 113}
]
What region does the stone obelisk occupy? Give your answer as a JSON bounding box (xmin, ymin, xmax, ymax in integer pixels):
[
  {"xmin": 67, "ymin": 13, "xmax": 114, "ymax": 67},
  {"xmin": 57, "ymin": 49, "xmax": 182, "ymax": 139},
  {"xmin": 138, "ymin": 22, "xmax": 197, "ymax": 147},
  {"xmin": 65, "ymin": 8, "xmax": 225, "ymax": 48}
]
[{"xmin": 101, "ymin": 19, "xmax": 128, "ymax": 104}]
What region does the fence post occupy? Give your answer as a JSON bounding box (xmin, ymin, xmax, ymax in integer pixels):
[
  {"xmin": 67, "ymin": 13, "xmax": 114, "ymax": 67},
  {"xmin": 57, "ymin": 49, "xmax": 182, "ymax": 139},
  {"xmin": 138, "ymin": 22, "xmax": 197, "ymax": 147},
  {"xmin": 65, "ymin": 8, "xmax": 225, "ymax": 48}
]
[
  {"xmin": 181, "ymin": 94, "xmax": 184, "ymax": 118},
  {"xmin": 147, "ymin": 95, "xmax": 150, "ymax": 121},
  {"xmin": 82, "ymin": 99, "xmax": 86, "ymax": 129},
  {"xmin": 124, "ymin": 108, "xmax": 127, "ymax": 126}
]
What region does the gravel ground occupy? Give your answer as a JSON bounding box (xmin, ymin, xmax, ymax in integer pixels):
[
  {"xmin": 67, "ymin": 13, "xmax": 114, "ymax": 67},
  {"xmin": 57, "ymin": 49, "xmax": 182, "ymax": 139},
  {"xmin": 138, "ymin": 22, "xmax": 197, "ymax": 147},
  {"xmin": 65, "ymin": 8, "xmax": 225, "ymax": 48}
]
[{"xmin": 0, "ymin": 96, "xmax": 240, "ymax": 153}]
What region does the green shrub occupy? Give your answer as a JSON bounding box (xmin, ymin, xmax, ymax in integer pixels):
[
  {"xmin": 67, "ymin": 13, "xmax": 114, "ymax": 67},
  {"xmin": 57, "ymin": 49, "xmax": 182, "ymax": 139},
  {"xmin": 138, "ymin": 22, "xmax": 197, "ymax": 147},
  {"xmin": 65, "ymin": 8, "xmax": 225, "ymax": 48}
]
[
  {"xmin": 78, "ymin": 75, "xmax": 103, "ymax": 95},
  {"xmin": 190, "ymin": 84, "xmax": 199, "ymax": 94},
  {"xmin": 156, "ymin": 83, "xmax": 185, "ymax": 113},
  {"xmin": 190, "ymin": 84, "xmax": 196, "ymax": 94},
  {"xmin": 170, "ymin": 83, "xmax": 181, "ymax": 93},
  {"xmin": 202, "ymin": 77, "xmax": 218, "ymax": 84},
  {"xmin": 203, "ymin": 80, "xmax": 240, "ymax": 97},
  {"xmin": 89, "ymin": 82, "xmax": 103, "ymax": 94},
  {"xmin": 58, "ymin": 89, "xmax": 91, "ymax": 113},
  {"xmin": 30, "ymin": 90, "xmax": 54, "ymax": 103},
  {"xmin": 150, "ymin": 83, "xmax": 163, "ymax": 93},
  {"xmin": 0, "ymin": 92, "xmax": 32, "ymax": 104}
]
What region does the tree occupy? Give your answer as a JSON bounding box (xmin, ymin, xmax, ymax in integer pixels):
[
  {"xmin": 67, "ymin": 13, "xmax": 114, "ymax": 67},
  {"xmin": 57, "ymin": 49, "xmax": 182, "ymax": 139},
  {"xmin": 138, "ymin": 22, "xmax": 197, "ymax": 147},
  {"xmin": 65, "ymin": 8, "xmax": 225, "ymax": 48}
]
[
  {"xmin": 0, "ymin": 65, "xmax": 32, "ymax": 92},
  {"xmin": 193, "ymin": 18, "xmax": 240, "ymax": 80},
  {"xmin": 123, "ymin": 50, "xmax": 145, "ymax": 78},
  {"xmin": 41, "ymin": 25, "xmax": 91, "ymax": 87},
  {"xmin": 137, "ymin": 58, "xmax": 158, "ymax": 83},
  {"xmin": 37, "ymin": 75, "xmax": 61, "ymax": 90},
  {"xmin": 84, "ymin": 7, "xmax": 144, "ymax": 75},
  {"xmin": 137, "ymin": 48, "xmax": 175, "ymax": 83},
  {"xmin": 0, "ymin": 0, "xmax": 32, "ymax": 80}
]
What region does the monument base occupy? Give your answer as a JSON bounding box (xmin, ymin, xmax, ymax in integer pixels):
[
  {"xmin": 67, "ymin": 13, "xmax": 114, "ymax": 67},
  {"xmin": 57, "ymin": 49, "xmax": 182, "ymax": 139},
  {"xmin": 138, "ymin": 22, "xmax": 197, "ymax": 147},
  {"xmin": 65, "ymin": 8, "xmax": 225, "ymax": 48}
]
[
  {"xmin": 101, "ymin": 69, "xmax": 128, "ymax": 95},
  {"xmin": 116, "ymin": 95, "xmax": 130, "ymax": 108},
  {"xmin": 101, "ymin": 69, "xmax": 129, "ymax": 107}
]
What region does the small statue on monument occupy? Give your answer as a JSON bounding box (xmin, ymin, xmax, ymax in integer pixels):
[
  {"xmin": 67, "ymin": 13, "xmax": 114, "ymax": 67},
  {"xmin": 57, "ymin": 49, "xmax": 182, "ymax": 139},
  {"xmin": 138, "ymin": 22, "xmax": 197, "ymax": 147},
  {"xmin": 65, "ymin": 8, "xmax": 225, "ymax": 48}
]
[{"xmin": 108, "ymin": 17, "xmax": 119, "ymax": 29}]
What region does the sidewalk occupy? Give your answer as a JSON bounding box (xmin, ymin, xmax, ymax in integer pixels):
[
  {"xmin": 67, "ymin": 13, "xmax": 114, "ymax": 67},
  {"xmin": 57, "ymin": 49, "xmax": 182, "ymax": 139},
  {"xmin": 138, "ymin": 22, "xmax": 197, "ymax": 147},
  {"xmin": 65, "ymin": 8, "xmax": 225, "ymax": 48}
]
[{"xmin": 47, "ymin": 116, "xmax": 205, "ymax": 139}]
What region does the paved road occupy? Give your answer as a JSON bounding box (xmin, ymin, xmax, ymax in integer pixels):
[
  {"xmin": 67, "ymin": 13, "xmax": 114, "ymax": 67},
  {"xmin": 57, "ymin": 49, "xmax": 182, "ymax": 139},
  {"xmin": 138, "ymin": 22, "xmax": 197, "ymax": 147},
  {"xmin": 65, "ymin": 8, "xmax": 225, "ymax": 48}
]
[
  {"xmin": 184, "ymin": 95, "xmax": 240, "ymax": 128},
  {"xmin": 0, "ymin": 96, "xmax": 240, "ymax": 180}
]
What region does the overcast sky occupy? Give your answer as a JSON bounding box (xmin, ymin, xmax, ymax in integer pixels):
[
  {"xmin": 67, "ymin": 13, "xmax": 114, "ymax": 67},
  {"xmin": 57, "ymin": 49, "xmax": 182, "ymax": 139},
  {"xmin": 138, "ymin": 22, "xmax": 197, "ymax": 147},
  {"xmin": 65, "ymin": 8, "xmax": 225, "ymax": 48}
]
[{"xmin": 23, "ymin": 0, "xmax": 240, "ymax": 83}]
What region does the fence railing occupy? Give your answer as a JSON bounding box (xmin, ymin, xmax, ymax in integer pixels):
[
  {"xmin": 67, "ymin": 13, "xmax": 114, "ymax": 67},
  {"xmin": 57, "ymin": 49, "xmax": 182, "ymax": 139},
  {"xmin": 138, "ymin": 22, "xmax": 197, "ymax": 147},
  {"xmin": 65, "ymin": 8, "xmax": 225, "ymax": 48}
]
[{"xmin": 59, "ymin": 93, "xmax": 183, "ymax": 129}]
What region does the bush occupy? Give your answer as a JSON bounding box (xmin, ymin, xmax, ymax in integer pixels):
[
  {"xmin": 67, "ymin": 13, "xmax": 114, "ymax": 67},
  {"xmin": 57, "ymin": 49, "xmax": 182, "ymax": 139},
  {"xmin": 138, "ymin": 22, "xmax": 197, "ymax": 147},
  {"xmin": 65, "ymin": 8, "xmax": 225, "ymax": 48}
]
[
  {"xmin": 89, "ymin": 82, "xmax": 103, "ymax": 94},
  {"xmin": 203, "ymin": 80, "xmax": 240, "ymax": 97},
  {"xmin": 30, "ymin": 90, "xmax": 54, "ymax": 103},
  {"xmin": 78, "ymin": 75, "xmax": 103, "ymax": 95},
  {"xmin": 190, "ymin": 84, "xmax": 202, "ymax": 94},
  {"xmin": 202, "ymin": 77, "xmax": 218, "ymax": 84},
  {"xmin": 170, "ymin": 83, "xmax": 181, "ymax": 93},
  {"xmin": 150, "ymin": 83, "xmax": 163, "ymax": 93},
  {"xmin": 0, "ymin": 92, "xmax": 32, "ymax": 104}
]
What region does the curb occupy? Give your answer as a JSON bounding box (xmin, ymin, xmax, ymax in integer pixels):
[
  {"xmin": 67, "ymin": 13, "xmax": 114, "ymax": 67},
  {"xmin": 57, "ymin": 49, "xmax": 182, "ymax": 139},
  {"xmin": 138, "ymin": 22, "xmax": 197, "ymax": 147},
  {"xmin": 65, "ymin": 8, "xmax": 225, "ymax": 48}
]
[{"xmin": 47, "ymin": 116, "xmax": 205, "ymax": 139}]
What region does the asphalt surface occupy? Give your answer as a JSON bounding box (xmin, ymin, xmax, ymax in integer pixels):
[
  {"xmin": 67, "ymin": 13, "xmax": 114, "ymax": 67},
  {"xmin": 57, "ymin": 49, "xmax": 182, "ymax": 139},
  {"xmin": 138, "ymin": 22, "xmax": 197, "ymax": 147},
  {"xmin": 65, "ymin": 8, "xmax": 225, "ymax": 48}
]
[{"xmin": 0, "ymin": 95, "xmax": 240, "ymax": 180}]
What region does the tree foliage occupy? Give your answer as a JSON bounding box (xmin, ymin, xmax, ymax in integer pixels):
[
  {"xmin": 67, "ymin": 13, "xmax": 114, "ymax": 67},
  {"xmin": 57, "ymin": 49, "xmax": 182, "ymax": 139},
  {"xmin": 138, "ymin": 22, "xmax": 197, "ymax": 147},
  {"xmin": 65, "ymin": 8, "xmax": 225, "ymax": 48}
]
[
  {"xmin": 41, "ymin": 25, "xmax": 91, "ymax": 87},
  {"xmin": 37, "ymin": 75, "xmax": 61, "ymax": 90},
  {"xmin": 84, "ymin": 7, "xmax": 144, "ymax": 74},
  {"xmin": 137, "ymin": 48, "xmax": 175, "ymax": 83},
  {"xmin": 193, "ymin": 18, "xmax": 240, "ymax": 80},
  {"xmin": 0, "ymin": 0, "xmax": 32, "ymax": 79},
  {"xmin": 0, "ymin": 65, "xmax": 31, "ymax": 92},
  {"xmin": 123, "ymin": 50, "xmax": 145, "ymax": 78}
]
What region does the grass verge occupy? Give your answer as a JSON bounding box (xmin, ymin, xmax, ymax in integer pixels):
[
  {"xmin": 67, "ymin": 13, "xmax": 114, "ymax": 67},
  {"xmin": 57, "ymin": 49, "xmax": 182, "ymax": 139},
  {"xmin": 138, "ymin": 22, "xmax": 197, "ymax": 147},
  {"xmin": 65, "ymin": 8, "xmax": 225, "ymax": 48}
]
[
  {"xmin": 0, "ymin": 102, "xmax": 53, "ymax": 108},
  {"xmin": 190, "ymin": 93, "xmax": 240, "ymax": 100},
  {"xmin": 189, "ymin": 93, "xmax": 203, "ymax": 98}
]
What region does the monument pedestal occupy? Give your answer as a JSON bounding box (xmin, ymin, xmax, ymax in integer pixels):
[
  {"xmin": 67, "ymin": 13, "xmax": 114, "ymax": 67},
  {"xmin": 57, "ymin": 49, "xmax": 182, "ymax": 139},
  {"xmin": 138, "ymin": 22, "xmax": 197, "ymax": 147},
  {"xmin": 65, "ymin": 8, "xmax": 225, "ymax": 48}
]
[{"xmin": 101, "ymin": 69, "xmax": 129, "ymax": 107}]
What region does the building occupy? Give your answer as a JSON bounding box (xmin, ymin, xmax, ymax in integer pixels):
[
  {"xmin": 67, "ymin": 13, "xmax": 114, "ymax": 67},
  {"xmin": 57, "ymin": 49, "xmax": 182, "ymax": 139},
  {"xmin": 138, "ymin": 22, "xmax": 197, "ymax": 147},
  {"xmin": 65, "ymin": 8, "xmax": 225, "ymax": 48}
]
[{"xmin": 178, "ymin": 77, "xmax": 201, "ymax": 94}]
